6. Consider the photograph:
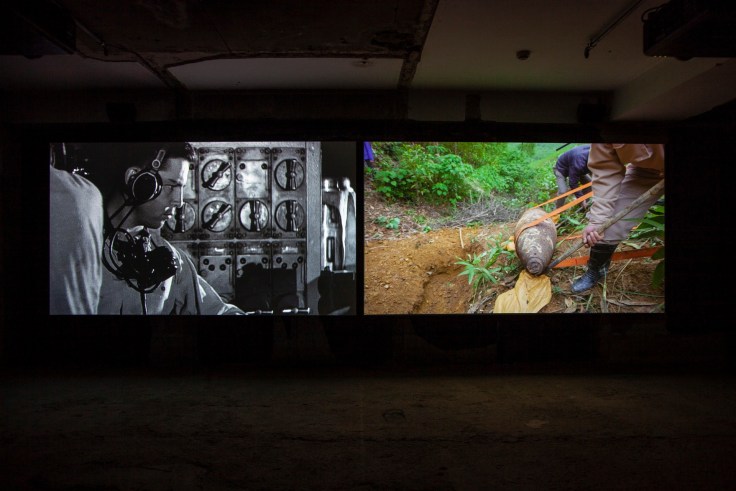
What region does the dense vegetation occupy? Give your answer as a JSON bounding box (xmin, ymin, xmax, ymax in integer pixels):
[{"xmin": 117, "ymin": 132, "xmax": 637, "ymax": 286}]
[{"xmin": 369, "ymin": 141, "xmax": 573, "ymax": 210}]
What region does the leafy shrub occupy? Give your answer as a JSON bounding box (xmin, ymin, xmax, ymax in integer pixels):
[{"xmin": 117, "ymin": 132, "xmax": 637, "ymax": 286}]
[
  {"xmin": 372, "ymin": 144, "xmax": 474, "ymax": 205},
  {"xmin": 373, "ymin": 165, "xmax": 414, "ymax": 201},
  {"xmin": 375, "ymin": 216, "xmax": 401, "ymax": 230},
  {"xmin": 372, "ymin": 142, "xmax": 570, "ymax": 211}
]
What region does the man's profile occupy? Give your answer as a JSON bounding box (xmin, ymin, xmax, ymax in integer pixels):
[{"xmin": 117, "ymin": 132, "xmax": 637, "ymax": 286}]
[{"xmin": 85, "ymin": 142, "xmax": 244, "ymax": 315}]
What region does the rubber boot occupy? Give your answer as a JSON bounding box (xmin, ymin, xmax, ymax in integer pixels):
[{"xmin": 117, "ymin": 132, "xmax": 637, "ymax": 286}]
[{"xmin": 571, "ymin": 243, "xmax": 617, "ymax": 294}]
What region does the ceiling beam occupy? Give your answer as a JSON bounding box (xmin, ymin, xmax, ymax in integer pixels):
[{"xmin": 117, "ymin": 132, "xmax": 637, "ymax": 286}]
[{"xmin": 398, "ymin": 0, "xmax": 440, "ymax": 89}]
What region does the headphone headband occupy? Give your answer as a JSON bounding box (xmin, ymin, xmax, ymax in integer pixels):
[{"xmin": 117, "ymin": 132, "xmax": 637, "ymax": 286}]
[{"xmin": 151, "ymin": 149, "xmax": 166, "ymax": 170}]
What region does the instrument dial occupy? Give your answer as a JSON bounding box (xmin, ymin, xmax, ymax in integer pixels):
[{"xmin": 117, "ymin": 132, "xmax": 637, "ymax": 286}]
[
  {"xmin": 274, "ymin": 200, "xmax": 305, "ymax": 232},
  {"xmin": 274, "ymin": 158, "xmax": 304, "ymax": 190},
  {"xmin": 201, "ymin": 159, "xmax": 232, "ymax": 190},
  {"xmin": 239, "ymin": 200, "xmax": 270, "ymax": 232},
  {"xmin": 164, "ymin": 202, "xmax": 196, "ymax": 233},
  {"xmin": 201, "ymin": 199, "xmax": 233, "ymax": 232}
]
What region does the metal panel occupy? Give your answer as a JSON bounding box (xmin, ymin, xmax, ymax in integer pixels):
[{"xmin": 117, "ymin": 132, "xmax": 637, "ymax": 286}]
[{"xmin": 161, "ymin": 141, "xmax": 323, "ymax": 314}]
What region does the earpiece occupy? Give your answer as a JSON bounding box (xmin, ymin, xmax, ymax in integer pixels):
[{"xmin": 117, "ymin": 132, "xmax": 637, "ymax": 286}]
[{"xmin": 126, "ymin": 148, "xmax": 166, "ymax": 205}]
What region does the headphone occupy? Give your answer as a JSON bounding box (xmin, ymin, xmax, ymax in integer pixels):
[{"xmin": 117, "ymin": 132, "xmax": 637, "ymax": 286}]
[{"xmin": 126, "ymin": 148, "xmax": 166, "ymax": 205}]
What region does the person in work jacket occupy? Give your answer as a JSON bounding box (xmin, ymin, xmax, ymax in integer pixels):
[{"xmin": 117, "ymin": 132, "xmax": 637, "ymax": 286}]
[
  {"xmin": 554, "ymin": 144, "xmax": 592, "ymax": 210},
  {"xmin": 571, "ymin": 143, "xmax": 665, "ymax": 294}
]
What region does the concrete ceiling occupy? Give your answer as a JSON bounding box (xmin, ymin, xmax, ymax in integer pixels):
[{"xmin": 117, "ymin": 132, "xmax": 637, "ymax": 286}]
[{"xmin": 1, "ymin": 0, "xmax": 735, "ymax": 122}]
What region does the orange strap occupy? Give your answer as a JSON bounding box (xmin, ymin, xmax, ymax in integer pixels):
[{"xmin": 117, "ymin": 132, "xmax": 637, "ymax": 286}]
[
  {"xmin": 556, "ymin": 223, "xmax": 640, "ymax": 245},
  {"xmin": 515, "ymin": 188, "xmax": 593, "ymax": 240},
  {"xmin": 533, "ymin": 181, "xmax": 592, "ymax": 209},
  {"xmin": 558, "ymin": 234, "xmax": 582, "ymax": 242},
  {"xmin": 552, "ymin": 246, "xmax": 661, "ymax": 268}
]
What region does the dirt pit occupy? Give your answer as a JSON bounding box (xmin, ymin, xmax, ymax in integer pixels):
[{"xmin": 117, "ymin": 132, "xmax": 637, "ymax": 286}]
[{"xmin": 363, "ymin": 182, "xmax": 664, "ymax": 315}]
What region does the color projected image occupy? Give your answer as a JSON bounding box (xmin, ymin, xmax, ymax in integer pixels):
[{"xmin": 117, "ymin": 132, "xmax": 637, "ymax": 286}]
[{"xmin": 363, "ymin": 142, "xmax": 665, "ymax": 315}]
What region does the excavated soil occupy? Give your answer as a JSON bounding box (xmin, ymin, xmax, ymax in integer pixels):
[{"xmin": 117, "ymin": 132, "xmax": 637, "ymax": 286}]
[{"xmin": 363, "ymin": 180, "xmax": 664, "ymax": 315}]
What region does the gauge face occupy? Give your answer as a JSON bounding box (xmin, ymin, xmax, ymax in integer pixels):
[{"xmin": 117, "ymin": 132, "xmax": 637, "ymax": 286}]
[
  {"xmin": 274, "ymin": 158, "xmax": 304, "ymax": 190},
  {"xmin": 274, "ymin": 200, "xmax": 305, "ymax": 232},
  {"xmin": 239, "ymin": 200, "xmax": 270, "ymax": 232},
  {"xmin": 201, "ymin": 199, "xmax": 233, "ymax": 232},
  {"xmin": 201, "ymin": 159, "xmax": 232, "ymax": 190},
  {"xmin": 164, "ymin": 202, "xmax": 196, "ymax": 233}
]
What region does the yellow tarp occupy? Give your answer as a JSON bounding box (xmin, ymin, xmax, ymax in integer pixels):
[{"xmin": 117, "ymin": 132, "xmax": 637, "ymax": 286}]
[{"xmin": 493, "ymin": 270, "xmax": 552, "ymax": 313}]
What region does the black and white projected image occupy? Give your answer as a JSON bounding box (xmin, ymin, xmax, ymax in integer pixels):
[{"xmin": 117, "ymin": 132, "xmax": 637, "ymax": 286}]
[{"xmin": 49, "ymin": 141, "xmax": 357, "ymax": 316}]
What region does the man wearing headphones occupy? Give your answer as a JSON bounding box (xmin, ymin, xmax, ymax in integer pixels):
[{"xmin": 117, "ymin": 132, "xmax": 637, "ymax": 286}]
[{"xmin": 88, "ymin": 142, "xmax": 244, "ymax": 315}]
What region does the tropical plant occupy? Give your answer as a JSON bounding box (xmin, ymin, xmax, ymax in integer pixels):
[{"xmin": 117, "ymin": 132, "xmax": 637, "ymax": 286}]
[
  {"xmin": 629, "ymin": 201, "xmax": 665, "ymax": 288},
  {"xmin": 456, "ymin": 234, "xmax": 520, "ymax": 290}
]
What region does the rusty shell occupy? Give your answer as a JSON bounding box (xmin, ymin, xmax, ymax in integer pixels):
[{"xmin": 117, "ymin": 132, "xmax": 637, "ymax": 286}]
[{"xmin": 513, "ymin": 208, "xmax": 557, "ymax": 275}]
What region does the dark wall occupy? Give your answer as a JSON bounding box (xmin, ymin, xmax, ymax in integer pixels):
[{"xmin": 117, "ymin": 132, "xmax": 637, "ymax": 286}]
[
  {"xmin": 666, "ymin": 107, "xmax": 731, "ymax": 326},
  {"xmin": 321, "ymin": 141, "xmax": 357, "ymax": 184}
]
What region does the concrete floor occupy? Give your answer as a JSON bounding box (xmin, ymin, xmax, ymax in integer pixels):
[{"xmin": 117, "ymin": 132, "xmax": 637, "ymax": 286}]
[{"xmin": 2, "ymin": 365, "xmax": 736, "ymax": 490}]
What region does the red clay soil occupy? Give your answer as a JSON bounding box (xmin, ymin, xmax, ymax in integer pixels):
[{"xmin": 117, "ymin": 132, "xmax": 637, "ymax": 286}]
[{"xmin": 363, "ymin": 183, "xmax": 664, "ymax": 315}]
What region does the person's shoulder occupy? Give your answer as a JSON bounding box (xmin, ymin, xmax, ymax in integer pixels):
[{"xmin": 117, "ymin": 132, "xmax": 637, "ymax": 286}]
[
  {"xmin": 51, "ymin": 166, "xmax": 103, "ymax": 200},
  {"xmin": 160, "ymin": 238, "xmax": 195, "ymax": 268}
]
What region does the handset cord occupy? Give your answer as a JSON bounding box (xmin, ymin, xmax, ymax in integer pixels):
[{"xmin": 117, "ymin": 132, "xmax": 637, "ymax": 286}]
[{"xmin": 102, "ymin": 202, "xmax": 161, "ymax": 314}]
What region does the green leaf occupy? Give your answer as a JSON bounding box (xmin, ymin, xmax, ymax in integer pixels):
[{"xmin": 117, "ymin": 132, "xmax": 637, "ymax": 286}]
[
  {"xmin": 652, "ymin": 261, "xmax": 665, "ymax": 288},
  {"xmin": 651, "ymin": 247, "xmax": 665, "ymax": 260},
  {"xmin": 638, "ymin": 217, "xmax": 665, "ymax": 229}
]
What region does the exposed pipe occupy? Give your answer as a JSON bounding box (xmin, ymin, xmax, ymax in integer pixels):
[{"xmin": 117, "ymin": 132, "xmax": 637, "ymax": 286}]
[{"xmin": 584, "ymin": 0, "xmax": 647, "ymax": 58}]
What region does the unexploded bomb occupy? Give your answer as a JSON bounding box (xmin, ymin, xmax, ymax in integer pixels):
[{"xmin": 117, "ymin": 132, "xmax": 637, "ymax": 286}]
[{"xmin": 513, "ymin": 208, "xmax": 556, "ymax": 275}]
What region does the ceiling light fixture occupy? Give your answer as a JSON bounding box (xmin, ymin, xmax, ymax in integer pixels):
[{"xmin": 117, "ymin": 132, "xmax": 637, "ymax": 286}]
[{"xmin": 352, "ymin": 58, "xmax": 373, "ymax": 68}]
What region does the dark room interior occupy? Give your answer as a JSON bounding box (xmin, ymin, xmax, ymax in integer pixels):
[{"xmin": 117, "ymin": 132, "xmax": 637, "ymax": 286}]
[{"xmin": 2, "ymin": 1, "xmax": 735, "ymax": 489}]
